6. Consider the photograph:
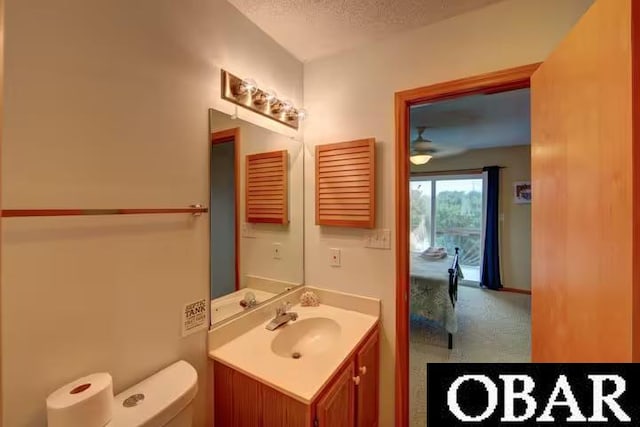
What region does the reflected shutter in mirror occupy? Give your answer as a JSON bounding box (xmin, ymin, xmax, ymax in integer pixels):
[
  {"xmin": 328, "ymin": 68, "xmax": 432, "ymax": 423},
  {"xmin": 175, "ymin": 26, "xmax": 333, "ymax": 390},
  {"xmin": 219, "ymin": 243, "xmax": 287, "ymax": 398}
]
[{"xmin": 246, "ymin": 150, "xmax": 289, "ymax": 224}]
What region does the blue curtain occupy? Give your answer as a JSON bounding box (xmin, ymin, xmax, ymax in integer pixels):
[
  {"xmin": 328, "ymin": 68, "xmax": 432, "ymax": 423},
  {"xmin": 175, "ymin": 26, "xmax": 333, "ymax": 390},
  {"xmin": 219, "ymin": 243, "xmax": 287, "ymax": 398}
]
[{"xmin": 481, "ymin": 166, "xmax": 502, "ymax": 290}]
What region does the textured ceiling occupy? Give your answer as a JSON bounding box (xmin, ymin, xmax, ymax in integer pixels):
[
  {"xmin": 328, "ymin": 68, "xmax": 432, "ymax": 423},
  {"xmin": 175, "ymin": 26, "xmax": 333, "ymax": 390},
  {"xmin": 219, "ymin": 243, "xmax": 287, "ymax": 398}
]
[
  {"xmin": 227, "ymin": 0, "xmax": 507, "ymax": 61},
  {"xmin": 410, "ymin": 88, "xmax": 531, "ymax": 151}
]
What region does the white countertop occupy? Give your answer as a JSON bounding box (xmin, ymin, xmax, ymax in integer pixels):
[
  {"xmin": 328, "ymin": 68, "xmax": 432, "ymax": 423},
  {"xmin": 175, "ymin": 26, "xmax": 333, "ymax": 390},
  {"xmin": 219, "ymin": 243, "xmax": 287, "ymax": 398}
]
[{"xmin": 209, "ymin": 302, "xmax": 378, "ymax": 403}]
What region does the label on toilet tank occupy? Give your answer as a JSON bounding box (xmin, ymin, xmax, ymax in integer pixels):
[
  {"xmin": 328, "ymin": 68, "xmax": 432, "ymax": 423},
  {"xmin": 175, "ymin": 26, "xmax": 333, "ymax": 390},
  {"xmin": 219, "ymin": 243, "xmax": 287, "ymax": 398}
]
[{"xmin": 181, "ymin": 299, "xmax": 208, "ymax": 337}]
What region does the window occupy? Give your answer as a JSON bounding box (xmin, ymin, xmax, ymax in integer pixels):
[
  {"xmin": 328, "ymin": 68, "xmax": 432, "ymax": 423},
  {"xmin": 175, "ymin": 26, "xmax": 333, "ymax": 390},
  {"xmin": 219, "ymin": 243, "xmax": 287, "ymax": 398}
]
[{"xmin": 410, "ymin": 174, "xmax": 485, "ymax": 282}]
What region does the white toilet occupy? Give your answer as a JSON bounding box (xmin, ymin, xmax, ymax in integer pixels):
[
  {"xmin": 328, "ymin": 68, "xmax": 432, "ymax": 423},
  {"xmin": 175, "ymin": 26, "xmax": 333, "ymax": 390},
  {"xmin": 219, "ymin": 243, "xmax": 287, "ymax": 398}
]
[{"xmin": 107, "ymin": 360, "xmax": 198, "ymax": 427}]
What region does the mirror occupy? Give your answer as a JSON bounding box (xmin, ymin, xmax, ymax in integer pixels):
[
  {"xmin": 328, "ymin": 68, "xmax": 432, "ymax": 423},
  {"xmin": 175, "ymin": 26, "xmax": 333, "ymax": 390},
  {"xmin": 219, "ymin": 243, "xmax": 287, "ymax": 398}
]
[{"xmin": 209, "ymin": 109, "xmax": 304, "ymax": 326}]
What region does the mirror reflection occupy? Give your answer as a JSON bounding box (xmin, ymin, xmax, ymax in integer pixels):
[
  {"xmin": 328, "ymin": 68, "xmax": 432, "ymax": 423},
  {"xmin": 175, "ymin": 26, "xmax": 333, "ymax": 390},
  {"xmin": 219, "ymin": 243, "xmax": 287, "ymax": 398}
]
[{"xmin": 209, "ymin": 109, "xmax": 304, "ymax": 326}]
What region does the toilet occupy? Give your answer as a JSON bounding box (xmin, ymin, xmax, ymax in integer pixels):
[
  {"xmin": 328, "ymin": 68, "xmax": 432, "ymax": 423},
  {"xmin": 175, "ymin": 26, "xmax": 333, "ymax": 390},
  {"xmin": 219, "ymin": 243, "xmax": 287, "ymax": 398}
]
[{"xmin": 107, "ymin": 360, "xmax": 198, "ymax": 427}]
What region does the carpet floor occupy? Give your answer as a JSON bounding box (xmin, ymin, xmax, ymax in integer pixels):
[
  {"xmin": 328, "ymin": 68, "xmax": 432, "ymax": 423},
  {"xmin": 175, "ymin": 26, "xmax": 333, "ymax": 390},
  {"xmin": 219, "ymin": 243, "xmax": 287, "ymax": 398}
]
[{"xmin": 409, "ymin": 285, "xmax": 531, "ymax": 426}]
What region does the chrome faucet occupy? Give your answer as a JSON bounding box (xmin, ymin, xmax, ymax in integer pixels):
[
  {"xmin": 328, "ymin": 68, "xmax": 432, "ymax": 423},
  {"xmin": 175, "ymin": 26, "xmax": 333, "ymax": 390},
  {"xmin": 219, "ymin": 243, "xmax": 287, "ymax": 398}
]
[{"xmin": 265, "ymin": 302, "xmax": 298, "ymax": 331}]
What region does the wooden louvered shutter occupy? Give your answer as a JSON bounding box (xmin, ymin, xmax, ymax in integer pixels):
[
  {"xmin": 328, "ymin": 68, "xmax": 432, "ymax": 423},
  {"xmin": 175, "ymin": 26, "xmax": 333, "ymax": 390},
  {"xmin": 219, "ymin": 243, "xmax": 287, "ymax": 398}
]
[
  {"xmin": 315, "ymin": 138, "xmax": 375, "ymax": 228},
  {"xmin": 245, "ymin": 150, "xmax": 288, "ymax": 224}
]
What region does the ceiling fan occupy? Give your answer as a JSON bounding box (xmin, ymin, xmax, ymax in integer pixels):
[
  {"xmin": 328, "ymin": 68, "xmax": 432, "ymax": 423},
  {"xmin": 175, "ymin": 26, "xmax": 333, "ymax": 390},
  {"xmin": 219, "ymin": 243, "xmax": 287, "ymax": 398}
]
[{"xmin": 409, "ymin": 126, "xmax": 466, "ymax": 165}]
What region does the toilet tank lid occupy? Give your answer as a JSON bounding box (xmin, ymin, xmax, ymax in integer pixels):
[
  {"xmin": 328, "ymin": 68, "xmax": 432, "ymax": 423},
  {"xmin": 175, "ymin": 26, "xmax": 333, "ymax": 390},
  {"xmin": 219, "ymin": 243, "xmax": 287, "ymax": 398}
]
[{"xmin": 110, "ymin": 360, "xmax": 198, "ymax": 427}]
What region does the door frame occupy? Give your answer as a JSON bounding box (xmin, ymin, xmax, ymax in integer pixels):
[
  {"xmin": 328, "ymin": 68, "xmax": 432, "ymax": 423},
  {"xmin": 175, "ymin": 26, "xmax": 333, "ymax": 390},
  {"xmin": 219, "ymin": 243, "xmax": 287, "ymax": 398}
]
[
  {"xmin": 211, "ymin": 128, "xmax": 241, "ymax": 291},
  {"xmin": 394, "ymin": 63, "xmax": 540, "ymax": 427}
]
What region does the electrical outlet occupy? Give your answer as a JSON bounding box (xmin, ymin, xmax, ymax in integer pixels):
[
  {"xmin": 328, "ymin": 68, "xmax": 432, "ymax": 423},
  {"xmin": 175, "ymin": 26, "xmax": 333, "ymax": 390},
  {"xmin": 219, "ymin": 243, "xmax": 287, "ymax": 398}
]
[
  {"xmin": 330, "ymin": 248, "xmax": 341, "ymax": 267},
  {"xmin": 273, "ymin": 243, "xmax": 282, "ymax": 260}
]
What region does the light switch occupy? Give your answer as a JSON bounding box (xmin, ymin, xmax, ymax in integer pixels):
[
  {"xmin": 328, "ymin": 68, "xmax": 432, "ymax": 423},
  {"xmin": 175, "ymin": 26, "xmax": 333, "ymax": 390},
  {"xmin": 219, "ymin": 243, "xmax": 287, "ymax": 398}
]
[
  {"xmin": 380, "ymin": 229, "xmax": 390, "ymax": 249},
  {"xmin": 330, "ymin": 248, "xmax": 341, "ymax": 267},
  {"xmin": 273, "ymin": 243, "xmax": 282, "ymax": 260},
  {"xmin": 365, "ymin": 229, "xmax": 391, "ymax": 250},
  {"xmin": 242, "ymin": 223, "xmax": 255, "ymax": 238}
]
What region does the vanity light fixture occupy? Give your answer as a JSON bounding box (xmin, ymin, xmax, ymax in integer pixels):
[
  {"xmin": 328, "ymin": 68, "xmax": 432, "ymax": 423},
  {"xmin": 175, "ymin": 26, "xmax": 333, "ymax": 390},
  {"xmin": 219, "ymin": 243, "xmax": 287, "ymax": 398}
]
[
  {"xmin": 242, "ymin": 78, "xmax": 257, "ymax": 94},
  {"xmin": 270, "ymin": 100, "xmax": 284, "ymax": 115},
  {"xmin": 265, "ymin": 89, "xmax": 278, "ymax": 105},
  {"xmin": 252, "ymin": 91, "xmax": 269, "ymax": 106},
  {"xmin": 286, "ymin": 107, "xmax": 309, "ymax": 123},
  {"xmin": 281, "ymin": 100, "xmax": 293, "ymax": 112},
  {"xmin": 221, "ymin": 69, "xmax": 306, "ymax": 130},
  {"xmin": 229, "ymin": 77, "xmax": 256, "ymax": 97}
]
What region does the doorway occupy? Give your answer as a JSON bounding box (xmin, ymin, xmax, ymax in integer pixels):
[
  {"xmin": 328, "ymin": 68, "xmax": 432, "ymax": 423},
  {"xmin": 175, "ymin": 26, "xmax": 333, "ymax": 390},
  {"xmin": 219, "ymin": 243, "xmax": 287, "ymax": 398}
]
[
  {"xmin": 210, "ymin": 128, "xmax": 240, "ymax": 299},
  {"xmin": 406, "ymin": 86, "xmax": 533, "ymax": 427},
  {"xmin": 394, "ymin": 63, "xmax": 540, "ymax": 427},
  {"xmin": 396, "ymin": 1, "xmax": 638, "ymax": 425}
]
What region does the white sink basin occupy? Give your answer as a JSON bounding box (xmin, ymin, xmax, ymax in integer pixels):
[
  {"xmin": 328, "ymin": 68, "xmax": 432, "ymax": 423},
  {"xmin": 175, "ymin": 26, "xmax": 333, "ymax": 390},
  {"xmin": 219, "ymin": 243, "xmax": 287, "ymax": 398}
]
[{"xmin": 270, "ymin": 317, "xmax": 341, "ymax": 359}]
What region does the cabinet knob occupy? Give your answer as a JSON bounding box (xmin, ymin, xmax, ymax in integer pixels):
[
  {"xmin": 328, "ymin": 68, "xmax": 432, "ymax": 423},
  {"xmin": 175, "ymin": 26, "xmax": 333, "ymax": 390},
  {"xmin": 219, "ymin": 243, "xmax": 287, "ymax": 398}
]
[
  {"xmin": 359, "ymin": 366, "xmax": 367, "ymax": 375},
  {"xmin": 352, "ymin": 376, "xmax": 361, "ymax": 385}
]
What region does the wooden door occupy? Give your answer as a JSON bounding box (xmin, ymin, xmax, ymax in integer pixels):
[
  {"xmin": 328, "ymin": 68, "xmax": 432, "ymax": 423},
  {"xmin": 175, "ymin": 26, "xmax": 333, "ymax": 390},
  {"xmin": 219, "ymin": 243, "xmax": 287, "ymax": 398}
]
[
  {"xmin": 531, "ymin": 0, "xmax": 639, "ymax": 361},
  {"xmin": 316, "ymin": 362, "xmax": 355, "ymax": 427},
  {"xmin": 356, "ymin": 329, "xmax": 379, "ymax": 427}
]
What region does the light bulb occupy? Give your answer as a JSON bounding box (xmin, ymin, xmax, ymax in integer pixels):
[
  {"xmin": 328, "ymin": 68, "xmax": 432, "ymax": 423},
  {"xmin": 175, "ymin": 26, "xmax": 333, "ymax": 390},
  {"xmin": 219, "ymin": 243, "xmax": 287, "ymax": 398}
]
[
  {"xmin": 241, "ymin": 78, "xmax": 257, "ymax": 94},
  {"xmin": 297, "ymin": 108, "xmax": 308, "ymax": 120},
  {"xmin": 281, "ymin": 100, "xmax": 293, "ymax": 112},
  {"xmin": 410, "ymin": 154, "xmax": 432, "ymax": 165},
  {"xmin": 265, "ymin": 89, "xmax": 278, "ymax": 104}
]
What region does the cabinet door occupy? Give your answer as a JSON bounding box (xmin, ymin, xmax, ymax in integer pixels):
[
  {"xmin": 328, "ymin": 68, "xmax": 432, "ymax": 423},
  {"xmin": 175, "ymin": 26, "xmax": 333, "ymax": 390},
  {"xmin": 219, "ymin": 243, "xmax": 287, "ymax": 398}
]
[
  {"xmin": 214, "ymin": 361, "xmax": 261, "ymax": 427},
  {"xmin": 356, "ymin": 328, "xmax": 379, "ymax": 427},
  {"xmin": 261, "ymin": 384, "xmax": 311, "ymax": 427},
  {"xmin": 316, "ymin": 362, "xmax": 355, "ymax": 427}
]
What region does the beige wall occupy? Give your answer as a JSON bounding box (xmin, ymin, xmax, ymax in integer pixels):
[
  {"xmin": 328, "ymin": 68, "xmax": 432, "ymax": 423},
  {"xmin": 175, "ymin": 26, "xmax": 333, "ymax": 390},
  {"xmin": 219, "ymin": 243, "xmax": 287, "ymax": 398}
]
[
  {"xmin": 303, "ymin": 0, "xmax": 592, "ymax": 424},
  {"xmin": 1, "ymin": 1, "xmax": 302, "ymax": 425},
  {"xmin": 412, "ymin": 145, "xmax": 532, "ymax": 290},
  {"xmin": 1, "ymin": 0, "xmax": 595, "ymax": 425}
]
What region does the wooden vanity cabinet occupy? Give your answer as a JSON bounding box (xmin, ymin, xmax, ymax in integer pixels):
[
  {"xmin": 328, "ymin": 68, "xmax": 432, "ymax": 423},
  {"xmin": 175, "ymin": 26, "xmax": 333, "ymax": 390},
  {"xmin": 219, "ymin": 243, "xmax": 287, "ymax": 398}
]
[
  {"xmin": 315, "ymin": 362, "xmax": 355, "ymax": 427},
  {"xmin": 315, "ymin": 327, "xmax": 379, "ymax": 427},
  {"xmin": 355, "ymin": 329, "xmax": 379, "ymax": 427},
  {"xmin": 213, "ymin": 325, "xmax": 379, "ymax": 427}
]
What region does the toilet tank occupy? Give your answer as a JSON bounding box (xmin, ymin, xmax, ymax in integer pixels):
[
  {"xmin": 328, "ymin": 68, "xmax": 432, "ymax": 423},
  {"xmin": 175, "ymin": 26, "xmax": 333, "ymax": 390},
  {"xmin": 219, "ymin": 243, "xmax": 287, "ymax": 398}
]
[{"xmin": 109, "ymin": 360, "xmax": 198, "ymax": 427}]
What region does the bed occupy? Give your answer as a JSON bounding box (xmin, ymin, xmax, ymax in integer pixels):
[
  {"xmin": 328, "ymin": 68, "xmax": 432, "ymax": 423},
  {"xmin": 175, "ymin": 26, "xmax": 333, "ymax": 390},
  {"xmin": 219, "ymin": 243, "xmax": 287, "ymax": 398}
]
[{"xmin": 410, "ymin": 247, "xmax": 461, "ymax": 349}]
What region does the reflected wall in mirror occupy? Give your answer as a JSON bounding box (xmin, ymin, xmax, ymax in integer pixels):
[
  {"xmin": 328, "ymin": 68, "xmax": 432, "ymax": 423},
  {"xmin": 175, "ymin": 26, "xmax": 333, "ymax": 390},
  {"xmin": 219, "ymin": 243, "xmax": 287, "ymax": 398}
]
[{"xmin": 209, "ymin": 109, "xmax": 304, "ymax": 327}]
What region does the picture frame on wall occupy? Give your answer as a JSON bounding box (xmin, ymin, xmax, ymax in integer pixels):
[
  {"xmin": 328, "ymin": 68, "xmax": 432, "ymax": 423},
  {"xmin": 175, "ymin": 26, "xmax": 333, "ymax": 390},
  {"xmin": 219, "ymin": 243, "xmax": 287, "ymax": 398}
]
[{"xmin": 514, "ymin": 181, "xmax": 531, "ymax": 204}]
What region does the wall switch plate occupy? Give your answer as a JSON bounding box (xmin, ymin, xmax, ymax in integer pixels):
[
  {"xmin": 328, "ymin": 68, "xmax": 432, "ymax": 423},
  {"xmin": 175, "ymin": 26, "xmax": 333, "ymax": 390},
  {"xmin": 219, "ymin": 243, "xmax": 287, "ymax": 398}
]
[
  {"xmin": 330, "ymin": 248, "xmax": 341, "ymax": 267},
  {"xmin": 273, "ymin": 243, "xmax": 282, "ymax": 259},
  {"xmin": 365, "ymin": 229, "xmax": 391, "ymax": 249},
  {"xmin": 380, "ymin": 229, "xmax": 391, "ymax": 249},
  {"xmin": 241, "ymin": 223, "xmax": 255, "ymax": 238}
]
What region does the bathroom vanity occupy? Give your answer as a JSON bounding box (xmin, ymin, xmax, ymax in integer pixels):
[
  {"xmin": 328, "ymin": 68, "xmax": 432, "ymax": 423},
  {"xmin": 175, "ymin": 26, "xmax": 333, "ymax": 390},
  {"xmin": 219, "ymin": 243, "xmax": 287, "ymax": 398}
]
[
  {"xmin": 209, "ymin": 288, "xmax": 380, "ymax": 427},
  {"xmin": 208, "ymin": 106, "xmax": 380, "ymax": 426}
]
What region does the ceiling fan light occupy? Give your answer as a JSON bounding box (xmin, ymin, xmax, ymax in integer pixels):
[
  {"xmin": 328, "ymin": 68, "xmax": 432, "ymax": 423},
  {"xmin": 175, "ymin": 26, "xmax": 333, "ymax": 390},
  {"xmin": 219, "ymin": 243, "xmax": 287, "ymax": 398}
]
[{"xmin": 410, "ymin": 154, "xmax": 432, "ymax": 165}]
